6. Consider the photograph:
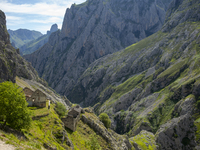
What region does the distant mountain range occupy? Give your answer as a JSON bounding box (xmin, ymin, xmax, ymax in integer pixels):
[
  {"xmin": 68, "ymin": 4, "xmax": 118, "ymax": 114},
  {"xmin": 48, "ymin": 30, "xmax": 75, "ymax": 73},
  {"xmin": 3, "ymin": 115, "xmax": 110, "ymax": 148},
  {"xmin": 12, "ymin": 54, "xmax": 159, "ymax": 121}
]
[
  {"xmin": 19, "ymin": 24, "xmax": 58, "ymax": 55},
  {"xmin": 8, "ymin": 29, "xmax": 42, "ymax": 48}
]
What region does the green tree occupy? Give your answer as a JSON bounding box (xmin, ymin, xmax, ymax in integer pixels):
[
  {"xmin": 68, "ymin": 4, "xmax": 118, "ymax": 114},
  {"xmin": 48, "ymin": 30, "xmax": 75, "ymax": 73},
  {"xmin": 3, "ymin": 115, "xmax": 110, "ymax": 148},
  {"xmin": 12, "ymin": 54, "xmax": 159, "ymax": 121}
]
[
  {"xmin": 99, "ymin": 113, "xmax": 111, "ymax": 128},
  {"xmin": 55, "ymin": 102, "xmax": 67, "ymax": 117},
  {"xmin": 0, "ymin": 81, "xmax": 31, "ymax": 130}
]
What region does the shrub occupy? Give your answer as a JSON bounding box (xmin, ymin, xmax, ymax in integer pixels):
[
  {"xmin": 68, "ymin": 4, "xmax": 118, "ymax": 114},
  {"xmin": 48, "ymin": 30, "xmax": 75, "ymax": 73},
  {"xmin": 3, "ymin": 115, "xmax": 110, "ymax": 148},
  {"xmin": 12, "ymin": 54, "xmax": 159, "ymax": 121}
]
[
  {"xmin": 0, "ymin": 81, "xmax": 31, "ymax": 130},
  {"xmin": 55, "ymin": 102, "xmax": 67, "ymax": 117},
  {"xmin": 99, "ymin": 113, "xmax": 111, "ymax": 128}
]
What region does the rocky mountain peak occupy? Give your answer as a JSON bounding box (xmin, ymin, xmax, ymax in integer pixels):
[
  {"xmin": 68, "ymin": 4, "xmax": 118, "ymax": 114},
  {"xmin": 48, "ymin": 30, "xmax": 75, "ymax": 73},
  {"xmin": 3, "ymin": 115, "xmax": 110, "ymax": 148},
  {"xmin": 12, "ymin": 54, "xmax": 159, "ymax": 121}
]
[
  {"xmin": 24, "ymin": 0, "xmax": 172, "ymax": 96},
  {"xmin": 47, "ymin": 24, "xmax": 58, "ymax": 35}
]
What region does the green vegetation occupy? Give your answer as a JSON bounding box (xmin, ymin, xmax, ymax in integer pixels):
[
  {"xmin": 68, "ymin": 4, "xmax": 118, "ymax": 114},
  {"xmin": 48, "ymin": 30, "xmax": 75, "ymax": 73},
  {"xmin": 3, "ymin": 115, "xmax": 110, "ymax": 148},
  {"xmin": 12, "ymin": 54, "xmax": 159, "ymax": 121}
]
[
  {"xmin": 130, "ymin": 130, "xmax": 157, "ymax": 150},
  {"xmin": 0, "ymin": 81, "xmax": 31, "ymax": 130},
  {"xmin": 99, "ymin": 113, "xmax": 111, "ymax": 128},
  {"xmin": 0, "ymin": 102, "xmax": 113, "ymax": 149},
  {"xmin": 157, "ymin": 59, "xmax": 188, "ymax": 79},
  {"xmin": 88, "ymin": 133, "xmax": 101, "ymax": 150},
  {"xmin": 0, "ymin": 104, "xmax": 69, "ymax": 149},
  {"xmin": 55, "ymin": 102, "xmax": 67, "ymax": 117}
]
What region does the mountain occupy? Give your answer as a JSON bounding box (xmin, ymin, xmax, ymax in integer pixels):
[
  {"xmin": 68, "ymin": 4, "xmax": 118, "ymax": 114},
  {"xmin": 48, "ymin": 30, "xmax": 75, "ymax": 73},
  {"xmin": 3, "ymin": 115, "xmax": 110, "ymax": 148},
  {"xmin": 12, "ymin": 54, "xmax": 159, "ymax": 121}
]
[
  {"xmin": 65, "ymin": 0, "xmax": 200, "ymax": 149},
  {"xmin": 24, "ymin": 0, "xmax": 172, "ymax": 95},
  {"xmin": 0, "ymin": 10, "xmax": 45, "ymax": 84},
  {"xmin": 8, "ymin": 28, "xmax": 42, "ymax": 48},
  {"xmin": 19, "ymin": 24, "xmax": 58, "ymax": 55},
  {"xmin": 0, "ymin": 10, "xmax": 133, "ymax": 150}
]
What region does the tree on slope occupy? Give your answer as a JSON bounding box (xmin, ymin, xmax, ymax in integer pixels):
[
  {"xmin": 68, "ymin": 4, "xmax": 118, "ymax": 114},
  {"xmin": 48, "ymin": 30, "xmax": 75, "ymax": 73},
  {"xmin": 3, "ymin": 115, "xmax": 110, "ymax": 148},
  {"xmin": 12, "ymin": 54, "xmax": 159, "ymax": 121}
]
[
  {"xmin": 99, "ymin": 113, "xmax": 111, "ymax": 129},
  {"xmin": 0, "ymin": 81, "xmax": 31, "ymax": 130}
]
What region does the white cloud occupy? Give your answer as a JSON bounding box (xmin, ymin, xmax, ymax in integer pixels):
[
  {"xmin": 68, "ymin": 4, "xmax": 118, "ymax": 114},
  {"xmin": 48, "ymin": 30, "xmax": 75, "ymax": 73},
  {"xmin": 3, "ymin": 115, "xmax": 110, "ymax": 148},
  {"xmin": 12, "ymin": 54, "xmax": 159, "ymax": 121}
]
[
  {"xmin": 6, "ymin": 15, "xmax": 22, "ymax": 21},
  {"xmin": 1, "ymin": 0, "xmax": 86, "ymax": 33},
  {"xmin": 0, "ymin": 1, "xmax": 69, "ymax": 17},
  {"xmin": 30, "ymin": 17, "xmax": 62, "ymax": 24},
  {"xmin": 6, "ymin": 15, "xmax": 25, "ymax": 26}
]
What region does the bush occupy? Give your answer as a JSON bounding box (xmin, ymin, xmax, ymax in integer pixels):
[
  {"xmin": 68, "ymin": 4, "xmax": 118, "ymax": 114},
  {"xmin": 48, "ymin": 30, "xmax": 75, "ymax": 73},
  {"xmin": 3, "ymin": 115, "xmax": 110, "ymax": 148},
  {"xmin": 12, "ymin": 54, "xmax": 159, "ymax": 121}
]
[
  {"xmin": 0, "ymin": 81, "xmax": 31, "ymax": 130},
  {"xmin": 99, "ymin": 113, "xmax": 111, "ymax": 128},
  {"xmin": 55, "ymin": 102, "xmax": 67, "ymax": 117}
]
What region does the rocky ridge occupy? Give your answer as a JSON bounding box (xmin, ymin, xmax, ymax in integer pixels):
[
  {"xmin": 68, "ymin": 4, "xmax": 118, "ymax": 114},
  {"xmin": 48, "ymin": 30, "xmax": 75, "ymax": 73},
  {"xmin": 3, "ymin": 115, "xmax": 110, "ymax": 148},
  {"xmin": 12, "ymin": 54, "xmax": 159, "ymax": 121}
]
[{"xmin": 24, "ymin": 0, "xmax": 172, "ymax": 95}]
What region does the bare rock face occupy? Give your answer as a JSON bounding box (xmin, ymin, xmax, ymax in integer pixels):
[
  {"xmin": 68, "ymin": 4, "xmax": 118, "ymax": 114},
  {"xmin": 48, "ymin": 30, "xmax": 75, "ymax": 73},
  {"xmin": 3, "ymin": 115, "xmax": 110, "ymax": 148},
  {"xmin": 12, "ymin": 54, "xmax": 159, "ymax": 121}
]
[
  {"xmin": 0, "ymin": 10, "xmax": 17, "ymax": 83},
  {"xmin": 24, "ymin": 0, "xmax": 172, "ymax": 96},
  {"xmin": 47, "ymin": 24, "xmax": 58, "ymax": 35},
  {"xmin": 156, "ymin": 114, "xmax": 196, "ymax": 150}
]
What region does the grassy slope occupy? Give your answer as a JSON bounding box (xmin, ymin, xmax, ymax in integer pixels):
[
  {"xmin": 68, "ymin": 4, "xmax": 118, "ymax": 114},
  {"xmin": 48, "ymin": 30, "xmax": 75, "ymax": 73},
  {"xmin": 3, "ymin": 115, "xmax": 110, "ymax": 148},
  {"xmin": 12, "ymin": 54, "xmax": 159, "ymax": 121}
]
[
  {"xmin": 0, "ymin": 77, "xmax": 115, "ymax": 149},
  {"xmin": 0, "ymin": 103, "xmax": 69, "ymax": 150},
  {"xmin": 0, "ymin": 104, "xmax": 113, "ymax": 150}
]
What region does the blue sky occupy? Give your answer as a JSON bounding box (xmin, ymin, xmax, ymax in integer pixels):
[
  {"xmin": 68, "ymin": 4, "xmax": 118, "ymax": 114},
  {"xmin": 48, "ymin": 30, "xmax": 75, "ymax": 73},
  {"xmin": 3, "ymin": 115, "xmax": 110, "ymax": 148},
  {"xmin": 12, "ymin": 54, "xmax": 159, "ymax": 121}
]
[{"xmin": 0, "ymin": 0, "xmax": 86, "ymax": 34}]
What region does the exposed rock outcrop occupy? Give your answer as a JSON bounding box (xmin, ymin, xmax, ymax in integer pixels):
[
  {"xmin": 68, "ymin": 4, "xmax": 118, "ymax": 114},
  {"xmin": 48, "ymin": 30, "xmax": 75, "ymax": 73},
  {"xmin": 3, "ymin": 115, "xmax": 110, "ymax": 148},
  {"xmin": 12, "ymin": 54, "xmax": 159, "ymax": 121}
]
[
  {"xmin": 81, "ymin": 113, "xmax": 132, "ymax": 150},
  {"xmin": 24, "ymin": 0, "xmax": 172, "ymax": 96},
  {"xmin": 156, "ymin": 114, "xmax": 196, "ymax": 150}
]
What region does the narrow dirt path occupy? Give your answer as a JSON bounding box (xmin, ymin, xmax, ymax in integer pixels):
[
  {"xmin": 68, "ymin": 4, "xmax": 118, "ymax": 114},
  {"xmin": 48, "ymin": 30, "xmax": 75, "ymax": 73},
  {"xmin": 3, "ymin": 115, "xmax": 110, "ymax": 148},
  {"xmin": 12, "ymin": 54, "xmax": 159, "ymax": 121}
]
[{"xmin": 0, "ymin": 140, "xmax": 15, "ymax": 150}]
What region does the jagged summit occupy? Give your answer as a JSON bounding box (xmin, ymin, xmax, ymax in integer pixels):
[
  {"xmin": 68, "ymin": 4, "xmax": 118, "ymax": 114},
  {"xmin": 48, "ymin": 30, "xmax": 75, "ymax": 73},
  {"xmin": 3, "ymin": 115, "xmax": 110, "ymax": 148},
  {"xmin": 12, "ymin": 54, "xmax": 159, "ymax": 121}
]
[
  {"xmin": 47, "ymin": 23, "xmax": 58, "ymax": 35},
  {"xmin": 24, "ymin": 0, "xmax": 172, "ymax": 96}
]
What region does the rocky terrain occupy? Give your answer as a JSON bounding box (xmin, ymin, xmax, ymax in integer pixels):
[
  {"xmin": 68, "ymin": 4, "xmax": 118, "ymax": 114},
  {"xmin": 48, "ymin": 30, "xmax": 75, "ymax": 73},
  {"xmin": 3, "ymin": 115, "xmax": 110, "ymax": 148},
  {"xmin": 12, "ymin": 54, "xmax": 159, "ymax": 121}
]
[
  {"xmin": 8, "ymin": 28, "xmax": 42, "ymax": 48},
  {"xmin": 0, "ymin": 9, "xmax": 134, "ymax": 150},
  {"xmin": 63, "ymin": 0, "xmax": 200, "ymax": 149},
  {"xmin": 1, "ymin": 0, "xmax": 200, "ymax": 149},
  {"xmin": 24, "ymin": 0, "xmax": 172, "ymax": 95},
  {"xmin": 20, "ymin": 24, "xmax": 58, "ymax": 55}
]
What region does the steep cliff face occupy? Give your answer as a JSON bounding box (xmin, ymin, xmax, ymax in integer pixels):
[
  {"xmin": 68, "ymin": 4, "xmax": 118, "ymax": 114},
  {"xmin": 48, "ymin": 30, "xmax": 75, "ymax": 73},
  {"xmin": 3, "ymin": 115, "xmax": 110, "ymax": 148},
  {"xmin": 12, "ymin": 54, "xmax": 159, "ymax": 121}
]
[
  {"xmin": 0, "ymin": 10, "xmax": 16, "ymax": 83},
  {"xmin": 65, "ymin": 0, "xmax": 200, "ymax": 148},
  {"xmin": 24, "ymin": 0, "xmax": 172, "ymax": 95},
  {"xmin": 8, "ymin": 29, "xmax": 42, "ymax": 48},
  {"xmin": 20, "ymin": 24, "xmax": 58, "ymax": 55},
  {"xmin": 0, "ymin": 10, "xmax": 45, "ymax": 84}
]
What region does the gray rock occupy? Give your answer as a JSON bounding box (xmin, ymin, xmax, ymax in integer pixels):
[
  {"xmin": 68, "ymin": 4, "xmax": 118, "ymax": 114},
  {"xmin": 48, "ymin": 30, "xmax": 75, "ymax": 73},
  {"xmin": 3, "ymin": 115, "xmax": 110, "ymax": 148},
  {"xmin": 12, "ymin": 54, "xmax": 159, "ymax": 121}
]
[
  {"xmin": 24, "ymin": 0, "xmax": 172, "ymax": 98},
  {"xmin": 156, "ymin": 114, "xmax": 196, "ymax": 150},
  {"xmin": 81, "ymin": 114, "xmax": 132, "ymax": 150}
]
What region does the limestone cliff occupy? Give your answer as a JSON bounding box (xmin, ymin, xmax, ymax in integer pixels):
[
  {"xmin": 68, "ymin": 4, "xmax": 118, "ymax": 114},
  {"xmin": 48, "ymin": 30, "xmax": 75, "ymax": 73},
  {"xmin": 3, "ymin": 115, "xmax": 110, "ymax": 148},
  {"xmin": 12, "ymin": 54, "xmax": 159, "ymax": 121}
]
[{"xmin": 24, "ymin": 0, "xmax": 172, "ymax": 95}]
